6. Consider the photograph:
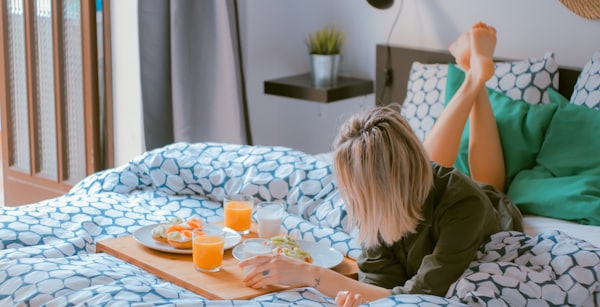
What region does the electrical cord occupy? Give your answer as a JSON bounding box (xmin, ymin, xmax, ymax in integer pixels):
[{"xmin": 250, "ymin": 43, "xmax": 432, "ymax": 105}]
[{"xmin": 376, "ymin": 0, "xmax": 404, "ymax": 105}]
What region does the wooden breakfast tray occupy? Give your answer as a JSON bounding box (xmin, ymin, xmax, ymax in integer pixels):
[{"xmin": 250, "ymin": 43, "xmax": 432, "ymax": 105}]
[{"xmin": 96, "ymin": 229, "xmax": 358, "ymax": 300}]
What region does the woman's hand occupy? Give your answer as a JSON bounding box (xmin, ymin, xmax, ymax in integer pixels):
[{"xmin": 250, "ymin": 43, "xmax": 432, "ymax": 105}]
[
  {"xmin": 242, "ymin": 253, "xmax": 385, "ymax": 305},
  {"xmin": 335, "ymin": 290, "xmax": 367, "ymax": 307},
  {"xmin": 239, "ymin": 253, "xmax": 316, "ymax": 288}
]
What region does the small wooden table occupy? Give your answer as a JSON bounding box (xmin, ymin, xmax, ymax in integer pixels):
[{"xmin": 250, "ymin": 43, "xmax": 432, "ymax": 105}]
[{"xmin": 96, "ymin": 229, "xmax": 358, "ymax": 300}]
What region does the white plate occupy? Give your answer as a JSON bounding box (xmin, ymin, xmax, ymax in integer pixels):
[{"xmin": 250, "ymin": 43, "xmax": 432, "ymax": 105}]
[
  {"xmin": 132, "ymin": 224, "xmax": 242, "ymax": 254},
  {"xmin": 232, "ymin": 239, "xmax": 344, "ymax": 269}
]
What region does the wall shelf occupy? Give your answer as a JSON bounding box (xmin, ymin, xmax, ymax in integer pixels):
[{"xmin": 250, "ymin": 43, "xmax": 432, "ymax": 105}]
[{"xmin": 264, "ymin": 73, "xmax": 373, "ymax": 103}]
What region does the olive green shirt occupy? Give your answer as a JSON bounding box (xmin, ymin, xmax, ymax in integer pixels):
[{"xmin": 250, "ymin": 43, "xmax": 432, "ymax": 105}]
[{"xmin": 357, "ymin": 163, "xmax": 523, "ymax": 296}]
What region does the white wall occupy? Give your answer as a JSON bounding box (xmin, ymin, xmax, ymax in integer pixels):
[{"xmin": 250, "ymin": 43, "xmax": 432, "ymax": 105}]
[
  {"xmin": 111, "ymin": 0, "xmax": 143, "ymax": 166},
  {"xmin": 111, "ymin": 0, "xmax": 600, "ymax": 165}
]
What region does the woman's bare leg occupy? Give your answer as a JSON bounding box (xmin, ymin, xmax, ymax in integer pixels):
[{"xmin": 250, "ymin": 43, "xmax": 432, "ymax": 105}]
[
  {"xmin": 424, "ymin": 22, "xmax": 506, "ymax": 191},
  {"xmin": 423, "ymin": 24, "xmax": 484, "ymax": 167},
  {"xmin": 466, "ymin": 25, "xmax": 505, "ymax": 191}
]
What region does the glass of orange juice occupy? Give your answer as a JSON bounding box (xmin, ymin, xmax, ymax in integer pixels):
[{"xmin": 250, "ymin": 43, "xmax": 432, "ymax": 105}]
[
  {"xmin": 223, "ymin": 194, "xmax": 254, "ymax": 235},
  {"xmin": 192, "ymin": 224, "xmax": 225, "ymax": 272}
]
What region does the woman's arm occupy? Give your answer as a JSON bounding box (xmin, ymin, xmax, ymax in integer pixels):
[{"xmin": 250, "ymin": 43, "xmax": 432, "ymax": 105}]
[{"xmin": 239, "ymin": 254, "xmax": 391, "ymax": 302}]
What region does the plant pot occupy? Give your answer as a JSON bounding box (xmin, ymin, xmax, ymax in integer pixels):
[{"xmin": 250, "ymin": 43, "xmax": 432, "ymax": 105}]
[{"xmin": 310, "ymin": 54, "xmax": 341, "ymax": 87}]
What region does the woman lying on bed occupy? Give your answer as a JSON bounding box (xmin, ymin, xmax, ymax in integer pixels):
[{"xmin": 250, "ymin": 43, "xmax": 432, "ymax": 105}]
[{"xmin": 239, "ymin": 22, "xmax": 523, "ymax": 307}]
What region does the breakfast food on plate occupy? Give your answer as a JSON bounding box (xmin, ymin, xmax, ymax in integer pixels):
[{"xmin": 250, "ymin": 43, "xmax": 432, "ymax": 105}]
[
  {"xmin": 151, "ymin": 217, "xmax": 204, "ymax": 249},
  {"xmin": 270, "ymin": 235, "xmax": 313, "ymax": 263},
  {"xmin": 277, "ymin": 246, "xmax": 313, "ymax": 263},
  {"xmin": 151, "ymin": 217, "xmax": 183, "ymax": 242},
  {"xmin": 166, "ymin": 229, "xmax": 193, "ymax": 249},
  {"xmin": 166, "ymin": 217, "xmax": 204, "ymax": 249},
  {"xmin": 270, "ymin": 234, "xmax": 297, "ymax": 247}
]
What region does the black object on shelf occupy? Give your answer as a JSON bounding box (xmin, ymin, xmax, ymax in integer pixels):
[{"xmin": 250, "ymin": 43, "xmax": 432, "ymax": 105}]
[{"xmin": 264, "ymin": 73, "xmax": 373, "ymax": 103}]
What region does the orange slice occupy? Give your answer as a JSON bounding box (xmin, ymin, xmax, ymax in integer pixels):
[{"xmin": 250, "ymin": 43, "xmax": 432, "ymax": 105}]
[
  {"xmin": 187, "ymin": 218, "xmax": 203, "ymax": 229},
  {"xmin": 166, "ymin": 224, "xmax": 187, "ymax": 234}
]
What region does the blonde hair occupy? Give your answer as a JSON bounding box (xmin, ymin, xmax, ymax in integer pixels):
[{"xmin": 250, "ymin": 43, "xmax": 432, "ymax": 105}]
[{"xmin": 333, "ymin": 104, "xmax": 433, "ymax": 249}]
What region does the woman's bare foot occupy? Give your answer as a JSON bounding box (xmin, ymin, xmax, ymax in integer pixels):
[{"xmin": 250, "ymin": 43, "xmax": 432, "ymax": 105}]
[
  {"xmin": 469, "ymin": 22, "xmax": 496, "ymax": 83},
  {"xmin": 449, "ymin": 31, "xmax": 470, "ymax": 70}
]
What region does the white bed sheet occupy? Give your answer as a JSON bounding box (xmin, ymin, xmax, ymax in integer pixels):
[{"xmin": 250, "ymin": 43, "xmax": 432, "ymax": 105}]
[{"xmin": 523, "ymin": 215, "xmax": 600, "ymax": 248}]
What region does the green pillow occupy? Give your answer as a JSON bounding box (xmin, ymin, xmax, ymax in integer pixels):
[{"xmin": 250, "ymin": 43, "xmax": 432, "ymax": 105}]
[
  {"xmin": 509, "ymin": 168, "xmax": 600, "ymax": 226},
  {"xmin": 508, "ymin": 90, "xmax": 600, "ymax": 225},
  {"xmin": 536, "ymin": 91, "xmax": 600, "ymax": 177},
  {"xmin": 445, "ymin": 64, "xmax": 559, "ymax": 188}
]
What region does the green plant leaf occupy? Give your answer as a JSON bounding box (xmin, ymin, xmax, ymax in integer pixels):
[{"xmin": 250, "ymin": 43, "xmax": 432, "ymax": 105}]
[{"xmin": 307, "ymin": 26, "xmax": 344, "ymax": 55}]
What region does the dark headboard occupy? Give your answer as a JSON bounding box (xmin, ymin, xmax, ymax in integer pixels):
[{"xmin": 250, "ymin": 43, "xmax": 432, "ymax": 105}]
[{"xmin": 375, "ymin": 44, "xmax": 582, "ymax": 106}]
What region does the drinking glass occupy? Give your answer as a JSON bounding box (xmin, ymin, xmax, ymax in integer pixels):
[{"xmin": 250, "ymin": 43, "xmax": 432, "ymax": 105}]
[
  {"xmin": 255, "ymin": 201, "xmax": 285, "ymax": 239},
  {"xmin": 242, "ymin": 238, "xmax": 273, "ymax": 274},
  {"xmin": 224, "ymin": 194, "xmax": 254, "ymax": 235},
  {"xmin": 192, "ymin": 224, "xmax": 225, "ymax": 272}
]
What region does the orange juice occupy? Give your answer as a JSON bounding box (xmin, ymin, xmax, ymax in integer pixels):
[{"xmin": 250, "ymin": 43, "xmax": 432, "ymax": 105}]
[
  {"xmin": 193, "ymin": 235, "xmax": 225, "ymax": 272},
  {"xmin": 224, "ymin": 195, "xmax": 254, "ymax": 234}
]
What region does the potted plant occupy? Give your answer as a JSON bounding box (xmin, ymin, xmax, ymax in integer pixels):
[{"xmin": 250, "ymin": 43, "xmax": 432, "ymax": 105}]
[{"xmin": 307, "ymin": 26, "xmax": 345, "ymax": 87}]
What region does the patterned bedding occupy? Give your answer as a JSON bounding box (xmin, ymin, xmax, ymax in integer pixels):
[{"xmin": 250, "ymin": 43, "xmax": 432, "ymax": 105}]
[{"xmin": 1, "ymin": 142, "xmax": 599, "ymax": 306}]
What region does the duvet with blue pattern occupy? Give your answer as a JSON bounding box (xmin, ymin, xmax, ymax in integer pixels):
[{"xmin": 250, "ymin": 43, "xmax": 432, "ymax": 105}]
[{"xmin": 0, "ymin": 142, "xmax": 598, "ymax": 306}]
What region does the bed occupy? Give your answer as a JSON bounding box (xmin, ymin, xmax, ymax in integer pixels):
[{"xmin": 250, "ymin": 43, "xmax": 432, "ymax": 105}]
[
  {"xmin": 1, "ymin": 45, "xmax": 600, "ymax": 307},
  {"xmin": 375, "ymin": 45, "xmax": 600, "ymax": 248}
]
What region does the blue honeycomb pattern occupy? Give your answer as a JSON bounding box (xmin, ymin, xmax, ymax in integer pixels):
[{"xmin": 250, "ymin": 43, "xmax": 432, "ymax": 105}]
[
  {"xmin": 571, "ymin": 50, "xmax": 600, "ymax": 110},
  {"xmin": 1, "ymin": 142, "xmax": 599, "ymax": 306},
  {"xmin": 402, "ymin": 53, "xmax": 559, "ymax": 142},
  {"xmin": 487, "ymin": 52, "xmax": 559, "ymax": 105},
  {"xmin": 402, "ymin": 62, "xmax": 448, "ymax": 142},
  {"xmin": 448, "ymin": 230, "xmax": 600, "ymax": 306}
]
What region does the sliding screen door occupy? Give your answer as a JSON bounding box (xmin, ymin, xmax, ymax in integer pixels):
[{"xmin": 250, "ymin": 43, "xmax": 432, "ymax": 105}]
[{"xmin": 0, "ymin": 0, "xmax": 112, "ymax": 206}]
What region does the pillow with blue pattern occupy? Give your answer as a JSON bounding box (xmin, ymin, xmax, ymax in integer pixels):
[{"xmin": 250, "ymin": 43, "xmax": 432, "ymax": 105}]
[
  {"xmin": 486, "ymin": 52, "xmax": 559, "ymax": 105},
  {"xmin": 402, "ymin": 62, "xmax": 448, "ymax": 142},
  {"xmin": 570, "ymin": 50, "xmax": 600, "ymax": 110},
  {"xmin": 402, "ymin": 53, "xmax": 559, "ymax": 142}
]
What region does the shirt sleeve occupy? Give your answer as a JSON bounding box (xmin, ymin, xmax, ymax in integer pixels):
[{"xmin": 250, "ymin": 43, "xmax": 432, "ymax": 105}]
[
  {"xmin": 356, "ymin": 242, "xmax": 409, "ymax": 290},
  {"xmin": 391, "ymin": 195, "xmax": 497, "ymax": 296}
]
